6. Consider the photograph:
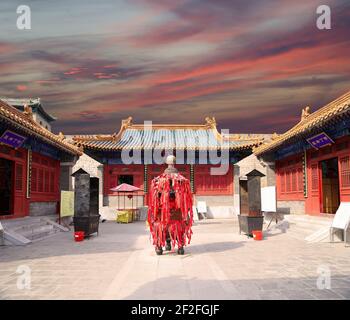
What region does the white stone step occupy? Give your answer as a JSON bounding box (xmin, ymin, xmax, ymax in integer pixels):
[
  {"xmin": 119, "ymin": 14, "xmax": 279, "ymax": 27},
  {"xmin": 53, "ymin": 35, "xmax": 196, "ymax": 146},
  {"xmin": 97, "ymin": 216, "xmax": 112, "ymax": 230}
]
[
  {"xmin": 282, "ymin": 215, "xmax": 335, "ymax": 243},
  {"xmin": 285, "ymin": 215, "xmax": 332, "ymax": 226},
  {"xmin": 305, "ymin": 227, "xmax": 330, "ymax": 242},
  {"xmin": 3, "ymin": 229, "xmax": 31, "ymax": 245},
  {"xmin": 20, "ymin": 224, "xmax": 55, "ymax": 239},
  {"xmin": 1, "ymin": 215, "xmax": 66, "ymax": 245},
  {"xmin": 13, "ymin": 221, "xmax": 51, "ymax": 232}
]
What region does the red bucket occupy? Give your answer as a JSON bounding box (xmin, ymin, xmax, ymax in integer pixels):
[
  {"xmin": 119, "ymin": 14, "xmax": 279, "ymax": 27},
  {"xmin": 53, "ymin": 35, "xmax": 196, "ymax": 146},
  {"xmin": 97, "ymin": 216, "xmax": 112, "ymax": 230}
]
[
  {"xmin": 74, "ymin": 231, "xmax": 85, "ymax": 242},
  {"xmin": 252, "ymin": 230, "xmax": 263, "ymax": 241}
]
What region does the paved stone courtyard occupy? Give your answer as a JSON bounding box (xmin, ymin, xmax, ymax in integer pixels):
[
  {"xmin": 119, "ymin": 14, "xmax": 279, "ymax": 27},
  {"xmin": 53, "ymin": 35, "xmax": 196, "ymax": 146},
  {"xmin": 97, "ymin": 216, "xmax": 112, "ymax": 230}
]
[{"xmin": 1, "ymin": 219, "xmax": 350, "ymax": 300}]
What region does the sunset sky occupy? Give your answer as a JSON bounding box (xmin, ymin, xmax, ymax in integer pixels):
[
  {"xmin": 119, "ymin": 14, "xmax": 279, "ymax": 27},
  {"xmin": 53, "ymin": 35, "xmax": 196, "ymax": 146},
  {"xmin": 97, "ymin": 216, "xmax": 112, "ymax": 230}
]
[{"xmin": 0, "ymin": 0, "xmax": 349, "ymax": 134}]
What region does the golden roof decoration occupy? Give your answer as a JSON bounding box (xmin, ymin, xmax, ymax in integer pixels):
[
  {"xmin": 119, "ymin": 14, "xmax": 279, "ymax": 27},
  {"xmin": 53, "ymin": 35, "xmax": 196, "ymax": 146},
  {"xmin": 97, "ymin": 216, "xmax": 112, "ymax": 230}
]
[
  {"xmin": 271, "ymin": 132, "xmax": 279, "ymax": 140},
  {"xmin": 23, "ymin": 104, "xmax": 33, "ymax": 119},
  {"xmin": 121, "ymin": 116, "xmax": 133, "ymax": 128},
  {"xmin": 301, "ymin": 106, "xmax": 311, "ymax": 121},
  {"xmin": 254, "ymin": 90, "xmax": 350, "ymax": 157},
  {"xmin": 205, "ymin": 116, "xmax": 216, "ymax": 129},
  {"xmin": 58, "ymin": 132, "xmax": 65, "ymax": 140},
  {"xmin": 73, "ymin": 116, "xmax": 268, "ymax": 151}
]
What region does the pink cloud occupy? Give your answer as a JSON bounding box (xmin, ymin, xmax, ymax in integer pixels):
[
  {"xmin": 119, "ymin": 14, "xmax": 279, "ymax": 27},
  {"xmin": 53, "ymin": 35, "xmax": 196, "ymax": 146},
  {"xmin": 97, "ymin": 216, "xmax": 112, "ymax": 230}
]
[{"xmin": 16, "ymin": 85, "xmax": 27, "ymax": 92}]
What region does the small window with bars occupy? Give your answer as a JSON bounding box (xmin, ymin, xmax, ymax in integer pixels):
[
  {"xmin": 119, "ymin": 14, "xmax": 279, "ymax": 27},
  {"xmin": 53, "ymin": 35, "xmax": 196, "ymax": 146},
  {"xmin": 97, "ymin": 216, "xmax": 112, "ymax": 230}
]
[
  {"xmin": 15, "ymin": 164, "xmax": 23, "ymax": 191},
  {"xmin": 340, "ymin": 156, "xmax": 350, "ymax": 188},
  {"xmin": 311, "ymin": 164, "xmax": 319, "ymax": 190}
]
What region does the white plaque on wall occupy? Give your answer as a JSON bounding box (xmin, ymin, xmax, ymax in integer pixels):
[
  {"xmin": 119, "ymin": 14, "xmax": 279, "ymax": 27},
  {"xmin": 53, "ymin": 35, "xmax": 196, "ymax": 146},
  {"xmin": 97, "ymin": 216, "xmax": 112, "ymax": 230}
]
[{"xmin": 261, "ymin": 186, "xmax": 277, "ymax": 212}]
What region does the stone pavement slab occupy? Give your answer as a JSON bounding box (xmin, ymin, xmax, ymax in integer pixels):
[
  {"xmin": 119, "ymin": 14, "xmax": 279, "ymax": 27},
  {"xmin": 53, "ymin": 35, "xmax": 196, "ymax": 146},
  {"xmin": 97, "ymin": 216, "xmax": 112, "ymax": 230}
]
[{"xmin": 1, "ymin": 219, "xmax": 350, "ymax": 300}]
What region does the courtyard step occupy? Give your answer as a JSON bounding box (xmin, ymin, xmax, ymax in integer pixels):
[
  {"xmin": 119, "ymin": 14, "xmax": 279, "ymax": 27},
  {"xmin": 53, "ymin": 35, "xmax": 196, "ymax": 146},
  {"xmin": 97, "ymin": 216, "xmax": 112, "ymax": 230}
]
[
  {"xmin": 284, "ymin": 215, "xmax": 333, "ymax": 242},
  {"xmin": 1, "ymin": 215, "xmax": 67, "ymax": 245}
]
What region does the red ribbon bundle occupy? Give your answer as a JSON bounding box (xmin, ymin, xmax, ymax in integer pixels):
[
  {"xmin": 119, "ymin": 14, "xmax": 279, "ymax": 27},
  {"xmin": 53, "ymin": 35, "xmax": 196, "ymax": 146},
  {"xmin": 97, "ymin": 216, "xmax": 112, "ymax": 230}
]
[{"xmin": 148, "ymin": 172, "xmax": 193, "ymax": 248}]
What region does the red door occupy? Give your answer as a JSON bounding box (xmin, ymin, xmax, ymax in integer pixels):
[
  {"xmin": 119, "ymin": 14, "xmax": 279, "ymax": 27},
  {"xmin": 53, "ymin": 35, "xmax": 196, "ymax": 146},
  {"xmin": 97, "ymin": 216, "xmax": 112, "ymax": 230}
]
[
  {"xmin": 13, "ymin": 162, "xmax": 27, "ymax": 215},
  {"xmin": 0, "ymin": 158, "xmax": 14, "ymax": 216},
  {"xmin": 0, "ymin": 147, "xmax": 28, "ymax": 218},
  {"xmin": 306, "ymin": 162, "xmax": 321, "ymax": 214}
]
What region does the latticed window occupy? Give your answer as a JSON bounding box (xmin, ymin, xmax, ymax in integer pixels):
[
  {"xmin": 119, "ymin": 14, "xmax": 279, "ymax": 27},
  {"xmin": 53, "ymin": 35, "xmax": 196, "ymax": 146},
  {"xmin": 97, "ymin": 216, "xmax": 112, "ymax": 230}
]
[
  {"xmin": 31, "ymin": 152, "xmax": 59, "ymax": 195},
  {"xmin": 31, "ymin": 168, "xmax": 37, "ymax": 192},
  {"xmin": 311, "ymin": 164, "xmax": 318, "ymax": 190},
  {"xmin": 280, "ymin": 172, "xmax": 285, "ymax": 193},
  {"xmin": 32, "ymin": 154, "xmax": 41, "ymax": 164},
  {"xmin": 286, "ymin": 171, "xmax": 291, "ymax": 192},
  {"xmin": 50, "ymin": 172, "xmax": 55, "ymax": 193},
  {"xmin": 44, "ymin": 170, "xmax": 50, "ymax": 192},
  {"xmin": 340, "ymin": 156, "xmax": 350, "ymax": 188},
  {"xmin": 291, "ymin": 169, "xmax": 297, "ymax": 192},
  {"xmin": 15, "ymin": 164, "xmax": 23, "ymax": 191},
  {"xmin": 38, "ymin": 169, "xmax": 44, "ymax": 192},
  {"xmin": 297, "ymin": 168, "xmax": 303, "ymax": 192},
  {"xmin": 277, "ymin": 156, "xmax": 303, "ymax": 195}
]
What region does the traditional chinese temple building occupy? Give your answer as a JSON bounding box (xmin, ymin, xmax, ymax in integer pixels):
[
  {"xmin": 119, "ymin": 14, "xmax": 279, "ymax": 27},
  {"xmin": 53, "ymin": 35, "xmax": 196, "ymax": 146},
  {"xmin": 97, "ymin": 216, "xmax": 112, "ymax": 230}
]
[
  {"xmin": 72, "ymin": 117, "xmax": 272, "ymax": 218},
  {"xmin": 1, "ymin": 97, "xmax": 57, "ymax": 132},
  {"xmin": 0, "ymin": 99, "xmax": 82, "ymax": 219},
  {"xmin": 255, "ymin": 91, "xmax": 350, "ymax": 216}
]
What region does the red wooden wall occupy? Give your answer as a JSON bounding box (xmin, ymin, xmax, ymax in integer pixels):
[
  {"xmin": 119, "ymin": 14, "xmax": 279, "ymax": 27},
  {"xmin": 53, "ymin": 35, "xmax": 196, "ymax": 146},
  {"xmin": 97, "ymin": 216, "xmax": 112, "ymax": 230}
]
[
  {"xmin": 0, "ymin": 146, "xmax": 61, "ymax": 219},
  {"xmin": 103, "ymin": 164, "xmax": 233, "ymax": 197},
  {"xmin": 31, "ymin": 152, "xmax": 60, "ymax": 202},
  {"xmin": 276, "ymin": 136, "xmax": 350, "ymax": 215},
  {"xmin": 194, "ymin": 164, "xmax": 233, "ymax": 195},
  {"xmin": 276, "ymin": 154, "xmax": 304, "ymax": 201},
  {"xmin": 103, "ymin": 164, "xmax": 144, "ymax": 196}
]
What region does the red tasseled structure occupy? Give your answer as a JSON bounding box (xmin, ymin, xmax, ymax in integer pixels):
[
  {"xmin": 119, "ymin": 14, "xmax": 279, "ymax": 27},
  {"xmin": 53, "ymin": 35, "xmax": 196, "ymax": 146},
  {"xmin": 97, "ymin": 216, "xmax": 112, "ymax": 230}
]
[{"xmin": 148, "ymin": 172, "xmax": 193, "ymax": 249}]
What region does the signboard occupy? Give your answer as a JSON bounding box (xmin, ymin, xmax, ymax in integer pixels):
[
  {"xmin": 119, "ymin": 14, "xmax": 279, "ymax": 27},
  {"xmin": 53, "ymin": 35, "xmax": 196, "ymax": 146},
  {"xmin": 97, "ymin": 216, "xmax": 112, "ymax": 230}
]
[
  {"xmin": 261, "ymin": 186, "xmax": 277, "ymax": 212},
  {"xmin": 0, "ymin": 130, "xmax": 26, "ymax": 149},
  {"xmin": 60, "ymin": 191, "xmax": 74, "ymax": 218},
  {"xmin": 307, "ymin": 132, "xmax": 334, "ymax": 150}
]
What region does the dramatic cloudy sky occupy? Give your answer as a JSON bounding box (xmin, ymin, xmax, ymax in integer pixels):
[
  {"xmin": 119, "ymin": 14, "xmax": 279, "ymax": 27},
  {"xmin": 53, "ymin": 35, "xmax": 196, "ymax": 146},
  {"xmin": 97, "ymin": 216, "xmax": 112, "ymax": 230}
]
[{"xmin": 0, "ymin": 0, "xmax": 349, "ymax": 134}]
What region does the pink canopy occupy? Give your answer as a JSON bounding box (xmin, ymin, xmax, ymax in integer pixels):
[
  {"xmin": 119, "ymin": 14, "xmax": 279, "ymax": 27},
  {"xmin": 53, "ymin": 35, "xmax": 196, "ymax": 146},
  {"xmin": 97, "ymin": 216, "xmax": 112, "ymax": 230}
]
[
  {"xmin": 110, "ymin": 183, "xmax": 143, "ymax": 212},
  {"xmin": 110, "ymin": 183, "xmax": 141, "ymax": 192}
]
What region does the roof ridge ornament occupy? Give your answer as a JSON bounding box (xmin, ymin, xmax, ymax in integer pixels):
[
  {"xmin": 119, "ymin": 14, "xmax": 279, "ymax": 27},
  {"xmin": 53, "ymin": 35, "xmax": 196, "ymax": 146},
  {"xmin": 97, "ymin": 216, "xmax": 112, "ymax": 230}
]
[
  {"xmin": 301, "ymin": 106, "xmax": 311, "ymax": 121},
  {"xmin": 205, "ymin": 116, "xmax": 216, "ymax": 128},
  {"xmin": 122, "ymin": 116, "xmax": 133, "ymax": 128},
  {"xmin": 271, "ymin": 132, "xmax": 279, "ymax": 140},
  {"xmin": 58, "ymin": 132, "xmax": 65, "ymax": 140},
  {"xmin": 23, "ymin": 104, "xmax": 33, "ymax": 119}
]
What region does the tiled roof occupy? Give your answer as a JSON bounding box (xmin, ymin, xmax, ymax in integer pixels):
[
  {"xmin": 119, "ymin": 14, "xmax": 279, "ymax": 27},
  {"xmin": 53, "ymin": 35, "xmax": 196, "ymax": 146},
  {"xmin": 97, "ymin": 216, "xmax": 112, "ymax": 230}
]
[
  {"xmin": 73, "ymin": 117, "xmax": 267, "ymax": 151},
  {"xmin": 254, "ymin": 90, "xmax": 350, "ymax": 156},
  {"xmin": 1, "ymin": 97, "xmax": 57, "ymax": 122},
  {"xmin": 0, "ymin": 99, "xmax": 82, "ymax": 156}
]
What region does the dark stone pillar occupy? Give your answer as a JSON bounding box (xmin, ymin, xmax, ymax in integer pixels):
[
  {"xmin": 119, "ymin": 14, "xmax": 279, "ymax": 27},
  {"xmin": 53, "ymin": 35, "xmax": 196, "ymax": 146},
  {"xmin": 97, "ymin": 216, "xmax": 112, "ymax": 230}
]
[
  {"xmin": 89, "ymin": 177, "xmax": 99, "ymax": 215},
  {"xmin": 246, "ymin": 169, "xmax": 265, "ymax": 216},
  {"xmin": 74, "ymin": 171, "xmax": 90, "ymax": 217}
]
